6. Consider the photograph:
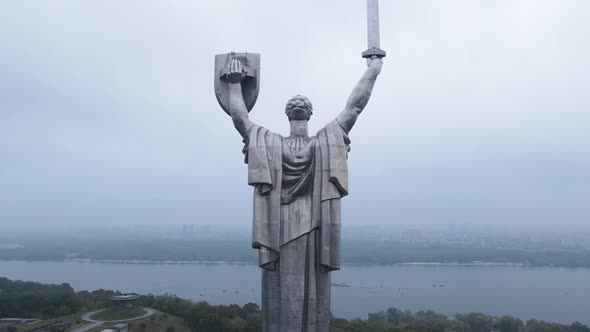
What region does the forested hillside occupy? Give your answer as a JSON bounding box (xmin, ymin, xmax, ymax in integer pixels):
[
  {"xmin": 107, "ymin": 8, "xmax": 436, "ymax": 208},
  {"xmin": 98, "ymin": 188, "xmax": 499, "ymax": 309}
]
[{"xmin": 1, "ymin": 277, "xmax": 589, "ymax": 332}]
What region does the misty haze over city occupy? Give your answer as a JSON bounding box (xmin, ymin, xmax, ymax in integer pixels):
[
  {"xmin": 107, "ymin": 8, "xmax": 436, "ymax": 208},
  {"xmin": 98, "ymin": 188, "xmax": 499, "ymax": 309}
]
[{"xmin": 1, "ymin": 0, "xmax": 588, "ymax": 233}]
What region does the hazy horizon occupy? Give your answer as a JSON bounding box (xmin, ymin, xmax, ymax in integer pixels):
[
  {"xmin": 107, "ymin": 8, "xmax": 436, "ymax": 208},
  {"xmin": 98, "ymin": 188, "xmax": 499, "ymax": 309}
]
[{"xmin": 1, "ymin": 0, "xmax": 588, "ymax": 231}]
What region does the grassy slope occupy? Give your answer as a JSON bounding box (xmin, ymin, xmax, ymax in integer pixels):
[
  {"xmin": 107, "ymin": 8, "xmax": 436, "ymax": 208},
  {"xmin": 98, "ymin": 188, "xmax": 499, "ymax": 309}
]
[
  {"xmin": 87, "ymin": 311, "xmax": 189, "ymax": 332},
  {"xmin": 90, "ymin": 307, "xmax": 147, "ymax": 321},
  {"xmin": 16, "ymin": 314, "xmax": 84, "ymax": 332}
]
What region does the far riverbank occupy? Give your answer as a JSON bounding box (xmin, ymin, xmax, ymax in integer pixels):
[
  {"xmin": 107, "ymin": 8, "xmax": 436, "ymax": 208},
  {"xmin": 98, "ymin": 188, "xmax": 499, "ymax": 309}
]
[{"xmin": 60, "ymin": 258, "xmax": 529, "ymax": 266}]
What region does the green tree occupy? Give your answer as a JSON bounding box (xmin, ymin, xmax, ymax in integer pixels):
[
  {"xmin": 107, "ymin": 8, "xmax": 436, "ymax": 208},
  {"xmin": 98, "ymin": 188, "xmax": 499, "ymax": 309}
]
[
  {"xmin": 455, "ymin": 313, "xmax": 493, "ymax": 332},
  {"xmin": 496, "ymin": 315, "xmax": 523, "ymax": 332}
]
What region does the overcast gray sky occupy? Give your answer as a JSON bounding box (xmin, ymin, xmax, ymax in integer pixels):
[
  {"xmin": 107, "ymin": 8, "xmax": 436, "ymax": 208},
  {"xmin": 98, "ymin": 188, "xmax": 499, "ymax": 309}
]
[{"xmin": 0, "ymin": 0, "xmax": 588, "ymax": 231}]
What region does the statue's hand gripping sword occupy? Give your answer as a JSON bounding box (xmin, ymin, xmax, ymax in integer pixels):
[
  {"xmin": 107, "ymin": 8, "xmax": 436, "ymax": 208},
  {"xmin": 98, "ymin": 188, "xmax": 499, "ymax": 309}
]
[{"xmin": 362, "ymin": 0, "xmax": 386, "ymax": 58}]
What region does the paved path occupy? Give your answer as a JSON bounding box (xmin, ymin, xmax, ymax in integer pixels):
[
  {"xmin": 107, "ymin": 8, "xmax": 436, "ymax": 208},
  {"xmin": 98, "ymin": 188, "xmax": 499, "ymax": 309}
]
[
  {"xmin": 74, "ymin": 307, "xmax": 156, "ymax": 332},
  {"xmin": 71, "ymin": 321, "xmax": 102, "ymax": 332}
]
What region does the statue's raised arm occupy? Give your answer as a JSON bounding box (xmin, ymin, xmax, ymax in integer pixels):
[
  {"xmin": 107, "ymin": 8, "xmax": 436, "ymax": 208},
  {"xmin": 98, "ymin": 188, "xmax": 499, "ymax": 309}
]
[
  {"xmin": 226, "ymin": 58, "xmax": 255, "ymax": 138},
  {"xmin": 336, "ymin": 57, "xmax": 383, "ymax": 132}
]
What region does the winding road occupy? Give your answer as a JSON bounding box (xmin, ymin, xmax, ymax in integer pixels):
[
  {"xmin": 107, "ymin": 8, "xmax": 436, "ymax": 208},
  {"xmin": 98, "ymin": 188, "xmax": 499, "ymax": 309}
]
[{"xmin": 71, "ymin": 307, "xmax": 156, "ymax": 332}]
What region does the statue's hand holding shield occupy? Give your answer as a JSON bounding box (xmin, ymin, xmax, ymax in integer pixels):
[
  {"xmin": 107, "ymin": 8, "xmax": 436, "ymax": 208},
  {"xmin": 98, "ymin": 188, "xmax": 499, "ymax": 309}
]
[
  {"xmin": 214, "ymin": 52, "xmax": 260, "ymax": 115},
  {"xmin": 226, "ymin": 58, "xmax": 247, "ymax": 84}
]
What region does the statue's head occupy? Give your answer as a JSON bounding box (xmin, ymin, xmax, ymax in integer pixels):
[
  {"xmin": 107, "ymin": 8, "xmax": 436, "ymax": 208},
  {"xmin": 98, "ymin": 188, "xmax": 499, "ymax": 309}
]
[{"xmin": 285, "ymin": 95, "xmax": 313, "ymax": 121}]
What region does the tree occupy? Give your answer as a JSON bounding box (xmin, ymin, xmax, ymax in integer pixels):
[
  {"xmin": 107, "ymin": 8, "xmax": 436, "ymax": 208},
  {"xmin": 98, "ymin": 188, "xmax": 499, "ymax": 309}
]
[
  {"xmin": 455, "ymin": 313, "xmax": 493, "ymax": 332},
  {"xmin": 242, "ymin": 303, "xmax": 259, "ymax": 314},
  {"xmin": 386, "ymin": 308, "xmax": 414, "ymax": 327},
  {"xmin": 570, "ymin": 322, "xmax": 590, "ymax": 332},
  {"xmin": 496, "ymin": 315, "xmax": 523, "ymax": 332}
]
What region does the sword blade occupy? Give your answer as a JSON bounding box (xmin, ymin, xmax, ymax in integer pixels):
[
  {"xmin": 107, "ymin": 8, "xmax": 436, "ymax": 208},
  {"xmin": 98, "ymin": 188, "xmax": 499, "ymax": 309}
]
[{"xmin": 367, "ymin": 0, "xmax": 380, "ymax": 49}]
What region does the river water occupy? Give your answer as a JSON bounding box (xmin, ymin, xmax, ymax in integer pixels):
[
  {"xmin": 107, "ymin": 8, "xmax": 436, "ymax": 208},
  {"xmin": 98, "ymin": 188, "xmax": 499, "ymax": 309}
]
[{"xmin": 1, "ymin": 260, "xmax": 589, "ymax": 324}]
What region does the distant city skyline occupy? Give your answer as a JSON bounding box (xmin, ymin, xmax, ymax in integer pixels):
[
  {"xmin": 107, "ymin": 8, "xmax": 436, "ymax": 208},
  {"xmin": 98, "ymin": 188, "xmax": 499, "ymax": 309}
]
[{"xmin": 0, "ymin": 0, "xmax": 588, "ymax": 230}]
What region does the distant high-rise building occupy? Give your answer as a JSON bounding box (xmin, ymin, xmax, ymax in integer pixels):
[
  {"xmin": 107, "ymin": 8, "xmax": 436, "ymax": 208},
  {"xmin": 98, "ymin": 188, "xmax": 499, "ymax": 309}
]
[{"xmin": 182, "ymin": 224, "xmax": 195, "ymax": 234}]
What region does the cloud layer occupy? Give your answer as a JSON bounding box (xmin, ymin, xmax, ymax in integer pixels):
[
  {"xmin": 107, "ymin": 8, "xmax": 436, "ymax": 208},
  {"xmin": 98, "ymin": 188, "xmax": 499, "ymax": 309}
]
[{"xmin": 1, "ymin": 0, "xmax": 588, "ymax": 229}]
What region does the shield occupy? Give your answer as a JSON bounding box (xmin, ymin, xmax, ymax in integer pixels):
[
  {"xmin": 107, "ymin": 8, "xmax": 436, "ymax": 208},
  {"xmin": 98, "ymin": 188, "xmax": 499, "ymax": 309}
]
[{"xmin": 214, "ymin": 52, "xmax": 260, "ymax": 116}]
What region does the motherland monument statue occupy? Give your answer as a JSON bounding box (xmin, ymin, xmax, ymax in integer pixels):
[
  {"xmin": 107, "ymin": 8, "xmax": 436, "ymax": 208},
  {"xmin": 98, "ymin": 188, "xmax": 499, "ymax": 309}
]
[{"xmin": 213, "ymin": 1, "xmax": 385, "ymax": 331}]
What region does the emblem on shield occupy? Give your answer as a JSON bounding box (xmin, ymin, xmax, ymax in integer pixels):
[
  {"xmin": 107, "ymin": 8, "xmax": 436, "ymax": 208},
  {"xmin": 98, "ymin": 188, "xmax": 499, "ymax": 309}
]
[{"xmin": 214, "ymin": 52, "xmax": 260, "ymax": 116}]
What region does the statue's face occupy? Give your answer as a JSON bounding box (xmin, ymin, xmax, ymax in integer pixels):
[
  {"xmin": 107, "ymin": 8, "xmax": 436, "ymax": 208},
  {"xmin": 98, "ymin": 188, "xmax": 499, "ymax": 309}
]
[
  {"xmin": 285, "ymin": 95, "xmax": 313, "ymax": 121},
  {"xmin": 289, "ymin": 106, "xmax": 312, "ymax": 121}
]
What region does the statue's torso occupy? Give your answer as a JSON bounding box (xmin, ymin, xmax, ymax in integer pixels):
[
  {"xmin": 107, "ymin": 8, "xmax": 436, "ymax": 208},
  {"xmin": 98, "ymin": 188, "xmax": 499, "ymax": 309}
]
[
  {"xmin": 281, "ymin": 135, "xmax": 317, "ymax": 243},
  {"xmin": 246, "ymin": 121, "xmax": 348, "ymax": 257},
  {"xmin": 281, "ymin": 135, "xmax": 315, "ymax": 204}
]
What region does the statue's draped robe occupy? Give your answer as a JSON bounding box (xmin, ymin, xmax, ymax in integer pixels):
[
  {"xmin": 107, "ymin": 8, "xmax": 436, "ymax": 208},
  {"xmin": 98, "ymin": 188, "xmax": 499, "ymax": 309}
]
[{"xmin": 243, "ymin": 120, "xmax": 350, "ymax": 332}]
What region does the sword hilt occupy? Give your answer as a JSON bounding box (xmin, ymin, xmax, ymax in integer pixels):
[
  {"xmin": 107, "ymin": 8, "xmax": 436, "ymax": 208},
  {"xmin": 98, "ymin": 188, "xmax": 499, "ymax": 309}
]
[{"xmin": 362, "ymin": 47, "xmax": 386, "ymax": 58}]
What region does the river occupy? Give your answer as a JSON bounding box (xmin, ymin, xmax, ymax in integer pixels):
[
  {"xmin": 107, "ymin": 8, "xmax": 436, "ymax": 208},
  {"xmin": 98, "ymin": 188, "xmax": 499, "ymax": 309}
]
[{"xmin": 1, "ymin": 260, "xmax": 589, "ymax": 324}]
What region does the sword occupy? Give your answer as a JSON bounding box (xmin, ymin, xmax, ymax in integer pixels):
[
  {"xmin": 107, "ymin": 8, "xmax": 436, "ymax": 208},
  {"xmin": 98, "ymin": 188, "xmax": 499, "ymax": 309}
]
[{"xmin": 362, "ymin": 0, "xmax": 386, "ymax": 58}]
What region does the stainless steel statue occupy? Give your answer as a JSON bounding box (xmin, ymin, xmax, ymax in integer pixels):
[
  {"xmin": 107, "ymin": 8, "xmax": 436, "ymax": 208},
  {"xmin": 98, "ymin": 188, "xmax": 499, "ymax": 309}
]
[{"xmin": 214, "ymin": 1, "xmax": 385, "ymax": 330}]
